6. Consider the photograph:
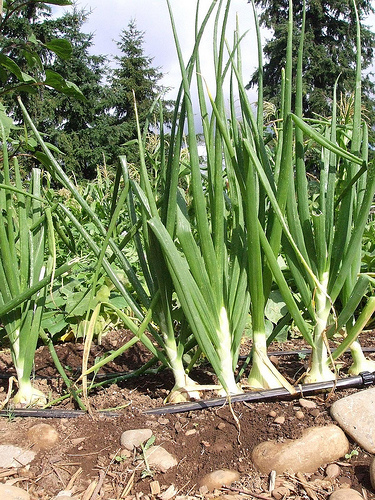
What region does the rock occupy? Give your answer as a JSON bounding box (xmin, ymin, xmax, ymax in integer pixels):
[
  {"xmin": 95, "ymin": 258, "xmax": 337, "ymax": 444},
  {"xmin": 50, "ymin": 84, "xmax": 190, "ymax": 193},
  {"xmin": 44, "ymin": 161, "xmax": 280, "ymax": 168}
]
[
  {"xmin": 330, "ymin": 388, "xmax": 375, "ymax": 453},
  {"xmin": 198, "ymin": 469, "xmax": 240, "ymax": 492},
  {"xmin": 158, "ymin": 484, "xmax": 177, "ymax": 500},
  {"xmin": 299, "ymin": 398, "xmax": 317, "ymax": 409},
  {"xmin": 370, "ymin": 456, "xmax": 375, "ymax": 490},
  {"xmin": 268, "ymin": 410, "xmax": 277, "ymax": 418},
  {"xmin": 295, "ymin": 411, "xmax": 305, "ymax": 420},
  {"xmin": 144, "ymin": 446, "xmax": 177, "ymax": 472},
  {"xmin": 325, "ymin": 463, "xmax": 341, "ymax": 479},
  {"xmin": 252, "ymin": 425, "xmax": 349, "ymax": 474},
  {"xmin": 272, "ymin": 486, "xmax": 290, "ymax": 500},
  {"xmin": 27, "ymin": 423, "xmax": 59, "ymax": 450},
  {"xmin": 329, "ymin": 489, "xmax": 364, "ymax": 499},
  {"xmin": 51, "ymin": 493, "xmax": 79, "ymax": 500},
  {"xmin": 158, "ymin": 417, "xmax": 169, "ymax": 425},
  {"xmin": 0, "ymin": 483, "xmax": 30, "ymax": 500},
  {"xmin": 274, "ymin": 416, "xmax": 285, "ymax": 424},
  {"xmin": 120, "ymin": 428, "xmax": 153, "ymax": 451},
  {"xmin": 185, "ymin": 429, "xmax": 197, "ymax": 436},
  {"xmin": 0, "ymin": 445, "xmax": 35, "ymax": 467}
]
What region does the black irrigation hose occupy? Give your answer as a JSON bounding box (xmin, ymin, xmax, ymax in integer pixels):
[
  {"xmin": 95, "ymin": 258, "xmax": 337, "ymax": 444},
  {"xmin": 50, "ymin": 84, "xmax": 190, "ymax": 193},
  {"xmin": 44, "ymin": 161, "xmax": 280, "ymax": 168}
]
[
  {"xmin": 143, "ymin": 371, "xmax": 375, "ymax": 415},
  {"xmin": 0, "ymin": 372, "xmax": 374, "ymax": 418},
  {"xmin": 0, "ymin": 408, "xmax": 120, "ymax": 418},
  {"xmin": 1, "ymin": 350, "xmax": 375, "ymax": 418}
]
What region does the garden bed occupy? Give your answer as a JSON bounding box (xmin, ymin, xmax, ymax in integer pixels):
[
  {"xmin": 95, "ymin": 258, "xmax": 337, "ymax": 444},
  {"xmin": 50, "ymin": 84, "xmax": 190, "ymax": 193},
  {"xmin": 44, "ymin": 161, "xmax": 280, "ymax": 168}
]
[{"xmin": 0, "ymin": 330, "xmax": 374, "ymax": 499}]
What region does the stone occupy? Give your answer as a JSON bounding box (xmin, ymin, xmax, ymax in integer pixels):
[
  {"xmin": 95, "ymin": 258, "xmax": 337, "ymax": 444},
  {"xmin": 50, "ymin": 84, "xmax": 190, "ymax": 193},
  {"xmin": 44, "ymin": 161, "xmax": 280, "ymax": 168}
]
[
  {"xmin": 0, "ymin": 445, "xmax": 35, "ymax": 468},
  {"xmin": 329, "ymin": 489, "xmax": 364, "ymax": 499},
  {"xmin": 325, "ymin": 463, "xmax": 341, "ymax": 479},
  {"xmin": 252, "ymin": 425, "xmax": 349, "ymax": 474},
  {"xmin": 144, "ymin": 446, "xmax": 177, "ymax": 472},
  {"xmin": 51, "ymin": 494, "xmax": 80, "ymax": 500},
  {"xmin": 158, "ymin": 484, "xmax": 177, "ymax": 500},
  {"xmin": 295, "ymin": 411, "xmax": 305, "ymax": 420},
  {"xmin": 185, "ymin": 429, "xmax": 197, "ymax": 436},
  {"xmin": 370, "ymin": 456, "xmax": 375, "ymax": 490},
  {"xmin": 299, "ymin": 398, "xmax": 317, "ymax": 409},
  {"xmin": 27, "ymin": 423, "xmax": 59, "ymax": 450},
  {"xmin": 120, "ymin": 428, "xmax": 153, "ymax": 451},
  {"xmin": 330, "ymin": 388, "xmax": 375, "ymax": 453},
  {"xmin": 150, "ymin": 480, "xmax": 161, "ymax": 495},
  {"xmin": 198, "ymin": 469, "xmax": 240, "ymax": 492},
  {"xmin": 0, "ymin": 483, "xmax": 30, "ymax": 500},
  {"xmin": 272, "ymin": 486, "xmax": 290, "ymax": 500},
  {"xmin": 274, "ymin": 416, "xmax": 285, "ymax": 424}
]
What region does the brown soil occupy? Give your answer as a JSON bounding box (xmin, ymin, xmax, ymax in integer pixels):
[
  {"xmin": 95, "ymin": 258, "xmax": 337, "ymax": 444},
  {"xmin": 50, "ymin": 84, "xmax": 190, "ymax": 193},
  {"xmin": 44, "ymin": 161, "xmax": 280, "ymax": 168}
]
[{"xmin": 0, "ymin": 330, "xmax": 374, "ymax": 500}]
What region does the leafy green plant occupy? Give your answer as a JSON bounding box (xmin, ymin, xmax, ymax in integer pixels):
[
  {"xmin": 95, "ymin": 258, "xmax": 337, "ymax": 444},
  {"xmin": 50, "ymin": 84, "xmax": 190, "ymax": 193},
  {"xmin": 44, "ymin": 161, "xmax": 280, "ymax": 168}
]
[{"xmin": 0, "ymin": 108, "xmax": 77, "ymax": 405}]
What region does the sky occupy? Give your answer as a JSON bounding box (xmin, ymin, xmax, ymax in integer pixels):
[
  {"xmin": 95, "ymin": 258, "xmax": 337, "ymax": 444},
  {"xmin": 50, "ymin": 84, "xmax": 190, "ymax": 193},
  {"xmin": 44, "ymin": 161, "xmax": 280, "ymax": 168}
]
[
  {"xmin": 53, "ymin": 0, "xmax": 375, "ymax": 109},
  {"xmin": 53, "ymin": 1, "xmax": 261, "ymax": 103}
]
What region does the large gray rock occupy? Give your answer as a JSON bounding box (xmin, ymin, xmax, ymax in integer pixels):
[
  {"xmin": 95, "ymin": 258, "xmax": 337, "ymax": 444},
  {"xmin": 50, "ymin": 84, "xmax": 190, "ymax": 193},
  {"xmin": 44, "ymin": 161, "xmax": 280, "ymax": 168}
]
[
  {"xmin": 0, "ymin": 483, "xmax": 30, "ymax": 500},
  {"xmin": 330, "ymin": 388, "xmax": 375, "ymax": 453},
  {"xmin": 252, "ymin": 425, "xmax": 349, "ymax": 474},
  {"xmin": 329, "ymin": 489, "xmax": 364, "ymax": 499}
]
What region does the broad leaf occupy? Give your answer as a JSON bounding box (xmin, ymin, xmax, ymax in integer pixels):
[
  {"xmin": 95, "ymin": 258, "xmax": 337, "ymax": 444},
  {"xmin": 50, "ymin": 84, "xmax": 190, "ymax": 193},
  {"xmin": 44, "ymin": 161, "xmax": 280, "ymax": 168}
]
[{"xmin": 45, "ymin": 39, "xmax": 72, "ymax": 60}]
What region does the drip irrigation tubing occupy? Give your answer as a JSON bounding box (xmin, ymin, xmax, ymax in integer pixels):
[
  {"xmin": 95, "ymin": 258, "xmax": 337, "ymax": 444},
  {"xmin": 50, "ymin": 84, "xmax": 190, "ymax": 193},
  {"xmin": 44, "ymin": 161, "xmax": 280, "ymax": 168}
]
[
  {"xmin": 143, "ymin": 371, "xmax": 375, "ymax": 415},
  {"xmin": 0, "ymin": 371, "xmax": 374, "ymax": 418},
  {"xmin": 0, "ymin": 408, "xmax": 120, "ymax": 418}
]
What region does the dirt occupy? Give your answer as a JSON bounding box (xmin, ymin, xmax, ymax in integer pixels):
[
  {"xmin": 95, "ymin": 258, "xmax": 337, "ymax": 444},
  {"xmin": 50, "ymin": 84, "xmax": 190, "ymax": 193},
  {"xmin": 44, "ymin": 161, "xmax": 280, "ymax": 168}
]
[{"xmin": 0, "ymin": 330, "xmax": 374, "ymax": 500}]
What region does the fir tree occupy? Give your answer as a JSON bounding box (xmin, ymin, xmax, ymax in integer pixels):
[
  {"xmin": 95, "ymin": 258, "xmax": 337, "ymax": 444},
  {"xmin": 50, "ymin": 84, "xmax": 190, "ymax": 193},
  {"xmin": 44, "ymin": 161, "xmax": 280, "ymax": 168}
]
[
  {"xmin": 248, "ymin": 0, "xmax": 375, "ymax": 124},
  {"xmin": 108, "ymin": 19, "xmax": 173, "ymax": 164}
]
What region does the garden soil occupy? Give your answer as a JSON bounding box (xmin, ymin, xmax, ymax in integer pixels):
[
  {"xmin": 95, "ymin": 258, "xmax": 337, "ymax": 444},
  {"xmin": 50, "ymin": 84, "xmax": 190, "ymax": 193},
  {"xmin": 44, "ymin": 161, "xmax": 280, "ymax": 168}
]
[{"xmin": 0, "ymin": 329, "xmax": 374, "ymax": 500}]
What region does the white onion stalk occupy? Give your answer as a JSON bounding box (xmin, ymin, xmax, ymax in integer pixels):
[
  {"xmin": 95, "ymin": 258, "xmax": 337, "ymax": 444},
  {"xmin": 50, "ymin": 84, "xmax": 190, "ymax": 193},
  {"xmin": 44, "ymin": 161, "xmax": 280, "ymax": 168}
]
[
  {"xmin": 216, "ymin": 307, "xmax": 243, "ymax": 396},
  {"xmin": 349, "ymin": 341, "xmax": 375, "ymax": 376},
  {"xmin": 304, "ymin": 275, "xmax": 335, "ymax": 383}
]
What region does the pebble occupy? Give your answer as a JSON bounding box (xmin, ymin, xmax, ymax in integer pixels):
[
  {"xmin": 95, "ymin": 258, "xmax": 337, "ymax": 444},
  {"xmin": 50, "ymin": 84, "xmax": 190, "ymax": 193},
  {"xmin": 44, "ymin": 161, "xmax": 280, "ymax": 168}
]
[
  {"xmin": 329, "ymin": 488, "xmax": 364, "ymax": 499},
  {"xmin": 198, "ymin": 469, "xmax": 240, "ymax": 492},
  {"xmin": 0, "ymin": 445, "xmax": 35, "ymax": 468},
  {"xmin": 268, "ymin": 410, "xmax": 277, "ymax": 418},
  {"xmin": 370, "ymin": 456, "xmax": 375, "ymax": 490},
  {"xmin": 51, "ymin": 493, "xmax": 79, "ymax": 500},
  {"xmin": 295, "ymin": 410, "xmax": 305, "ymax": 420},
  {"xmin": 158, "ymin": 418, "xmax": 169, "ymax": 425},
  {"xmin": 144, "ymin": 446, "xmax": 177, "ymax": 472},
  {"xmin": 252, "ymin": 425, "xmax": 349, "ymax": 474},
  {"xmin": 330, "ymin": 388, "xmax": 375, "ymax": 453},
  {"xmin": 299, "ymin": 398, "xmax": 317, "ymax": 409},
  {"xmin": 120, "ymin": 428, "xmax": 153, "ymax": 451},
  {"xmin": 325, "ymin": 463, "xmax": 341, "ymax": 479},
  {"xmin": 274, "ymin": 416, "xmax": 285, "ymax": 424},
  {"xmin": 0, "ymin": 483, "xmax": 30, "ymax": 499},
  {"xmin": 27, "ymin": 423, "xmax": 59, "ymax": 450},
  {"xmin": 185, "ymin": 429, "xmax": 197, "ymax": 436},
  {"xmin": 272, "ymin": 486, "xmax": 290, "ymax": 499}
]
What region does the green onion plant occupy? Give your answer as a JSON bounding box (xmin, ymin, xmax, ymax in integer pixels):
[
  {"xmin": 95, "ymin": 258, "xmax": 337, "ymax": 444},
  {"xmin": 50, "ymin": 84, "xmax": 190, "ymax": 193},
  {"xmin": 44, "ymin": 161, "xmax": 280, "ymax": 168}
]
[{"xmin": 0, "ymin": 108, "xmax": 77, "ymax": 405}]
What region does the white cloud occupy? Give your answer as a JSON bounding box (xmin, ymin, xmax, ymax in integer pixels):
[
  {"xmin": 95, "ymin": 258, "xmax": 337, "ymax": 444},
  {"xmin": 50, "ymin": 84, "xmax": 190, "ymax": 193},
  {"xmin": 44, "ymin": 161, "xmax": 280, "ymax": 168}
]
[{"xmin": 54, "ymin": 0, "xmax": 260, "ymax": 104}]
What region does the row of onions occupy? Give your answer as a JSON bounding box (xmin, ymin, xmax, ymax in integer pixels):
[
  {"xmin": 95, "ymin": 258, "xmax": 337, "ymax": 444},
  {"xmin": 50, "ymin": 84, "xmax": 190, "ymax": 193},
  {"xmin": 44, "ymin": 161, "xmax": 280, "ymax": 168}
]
[{"xmin": 1, "ymin": 0, "xmax": 374, "ymax": 406}]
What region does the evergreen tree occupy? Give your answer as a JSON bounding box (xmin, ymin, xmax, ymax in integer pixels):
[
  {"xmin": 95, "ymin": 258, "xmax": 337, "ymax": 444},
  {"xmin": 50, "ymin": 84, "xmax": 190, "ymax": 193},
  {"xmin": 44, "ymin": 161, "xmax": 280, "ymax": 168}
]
[
  {"xmin": 249, "ymin": 0, "xmax": 375, "ymax": 123},
  {"xmin": 108, "ymin": 19, "xmax": 173, "ymax": 164},
  {"xmin": 38, "ymin": 8, "xmax": 112, "ymax": 178}
]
